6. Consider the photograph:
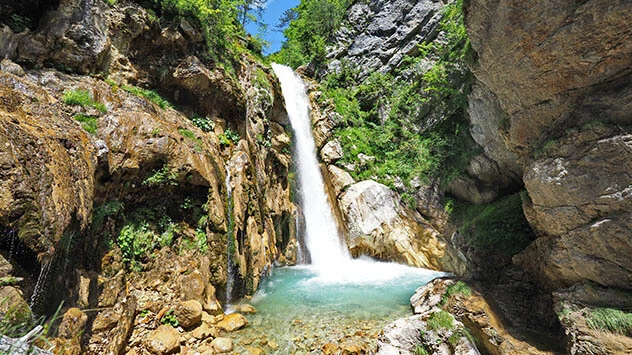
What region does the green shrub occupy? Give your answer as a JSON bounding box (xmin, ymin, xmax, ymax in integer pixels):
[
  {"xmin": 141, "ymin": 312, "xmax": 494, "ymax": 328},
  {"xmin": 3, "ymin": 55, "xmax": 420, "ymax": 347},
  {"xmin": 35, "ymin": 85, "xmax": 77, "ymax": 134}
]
[
  {"xmin": 414, "ymin": 344, "xmax": 430, "ymax": 355},
  {"xmin": 63, "ymin": 89, "xmax": 107, "ymax": 113},
  {"xmin": 74, "ymin": 114, "xmax": 99, "ymax": 135},
  {"xmin": 161, "ymin": 309, "xmax": 179, "ymax": 327},
  {"xmin": 427, "ymin": 310, "xmax": 455, "ymax": 331},
  {"xmin": 218, "ymin": 128, "xmax": 240, "ymax": 146},
  {"xmin": 92, "ymin": 200, "xmax": 124, "ymax": 231},
  {"xmin": 8, "ymin": 14, "xmax": 32, "ymax": 33},
  {"xmin": 452, "ymin": 192, "xmax": 534, "ymax": 256},
  {"xmin": 191, "ymin": 116, "xmax": 215, "ymax": 132},
  {"xmin": 117, "ymin": 222, "xmax": 157, "ymax": 262},
  {"xmin": 178, "ymin": 128, "xmax": 204, "ymax": 152},
  {"xmin": 143, "ymin": 164, "xmax": 178, "ymax": 187},
  {"xmin": 441, "ymin": 281, "xmax": 472, "ymax": 305},
  {"xmin": 121, "ymin": 85, "xmax": 172, "ymax": 109},
  {"xmin": 586, "ymin": 308, "xmax": 632, "ymax": 335}
]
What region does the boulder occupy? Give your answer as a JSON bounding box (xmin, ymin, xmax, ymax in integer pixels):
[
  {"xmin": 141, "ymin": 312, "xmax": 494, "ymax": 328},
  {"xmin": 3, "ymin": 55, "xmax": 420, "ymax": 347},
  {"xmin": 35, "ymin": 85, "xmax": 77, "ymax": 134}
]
[
  {"xmin": 377, "ymin": 315, "xmax": 425, "ymax": 354},
  {"xmin": 175, "ymin": 300, "xmax": 203, "ymax": 329},
  {"xmin": 216, "ymin": 313, "xmax": 248, "ymax": 332},
  {"xmin": 338, "ymin": 180, "xmax": 464, "ymax": 272},
  {"xmin": 145, "ymin": 325, "xmax": 180, "ymax": 355},
  {"xmin": 191, "ymin": 322, "xmax": 216, "ymax": 340},
  {"xmin": 0, "ymin": 286, "xmax": 31, "ymax": 324},
  {"xmin": 58, "ymin": 308, "xmax": 88, "ymax": 340},
  {"xmin": 326, "ymin": 165, "xmax": 355, "ymax": 197},
  {"xmin": 320, "ymin": 139, "xmax": 343, "ymax": 163},
  {"xmin": 210, "ymin": 337, "xmax": 234, "ymax": 353}
]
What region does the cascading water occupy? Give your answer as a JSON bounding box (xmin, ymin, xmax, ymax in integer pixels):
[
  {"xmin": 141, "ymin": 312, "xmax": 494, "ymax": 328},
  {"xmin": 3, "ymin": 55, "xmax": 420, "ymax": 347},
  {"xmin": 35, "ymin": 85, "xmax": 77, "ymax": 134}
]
[
  {"xmin": 225, "ymin": 164, "xmax": 236, "ymax": 305},
  {"xmin": 271, "ymin": 64, "xmax": 349, "ymax": 270}
]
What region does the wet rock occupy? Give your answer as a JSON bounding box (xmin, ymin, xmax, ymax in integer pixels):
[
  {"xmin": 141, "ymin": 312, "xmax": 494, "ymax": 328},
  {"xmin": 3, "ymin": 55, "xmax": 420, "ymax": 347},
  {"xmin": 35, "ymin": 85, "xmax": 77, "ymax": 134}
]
[
  {"xmin": 191, "ymin": 322, "xmax": 216, "ymax": 340},
  {"xmin": 175, "ymin": 300, "xmax": 203, "ymax": 329},
  {"xmin": 217, "ymin": 313, "xmax": 248, "ymax": 332},
  {"xmin": 0, "ymin": 286, "xmax": 31, "ymax": 324},
  {"xmin": 322, "ymin": 342, "xmax": 339, "ymax": 354},
  {"xmin": 0, "ymin": 254, "xmax": 13, "ymax": 277},
  {"xmin": 210, "ymin": 337, "xmax": 233, "ymax": 353},
  {"xmin": 326, "ymin": 165, "xmax": 355, "ymax": 197},
  {"xmin": 235, "ymin": 304, "xmax": 257, "ymax": 314},
  {"xmin": 338, "ymin": 180, "xmax": 464, "ymax": 273},
  {"xmin": 377, "ymin": 315, "xmax": 425, "ymax": 354},
  {"xmin": 320, "ymin": 138, "xmax": 343, "ymax": 163},
  {"xmin": 58, "ymin": 308, "xmax": 88, "ymax": 339},
  {"xmin": 146, "ymin": 325, "xmax": 181, "ymax": 354}
]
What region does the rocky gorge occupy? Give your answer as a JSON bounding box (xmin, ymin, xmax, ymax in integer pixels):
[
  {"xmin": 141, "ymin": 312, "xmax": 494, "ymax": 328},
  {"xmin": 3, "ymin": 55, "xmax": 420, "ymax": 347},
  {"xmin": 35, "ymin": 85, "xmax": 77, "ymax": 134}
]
[{"xmin": 0, "ymin": 0, "xmax": 631, "ymax": 354}]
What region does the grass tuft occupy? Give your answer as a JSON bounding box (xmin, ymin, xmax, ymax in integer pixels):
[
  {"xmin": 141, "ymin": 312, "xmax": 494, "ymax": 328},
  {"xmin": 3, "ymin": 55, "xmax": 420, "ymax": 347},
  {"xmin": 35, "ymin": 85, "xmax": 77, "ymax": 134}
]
[{"xmin": 586, "ymin": 308, "xmax": 632, "ymax": 335}]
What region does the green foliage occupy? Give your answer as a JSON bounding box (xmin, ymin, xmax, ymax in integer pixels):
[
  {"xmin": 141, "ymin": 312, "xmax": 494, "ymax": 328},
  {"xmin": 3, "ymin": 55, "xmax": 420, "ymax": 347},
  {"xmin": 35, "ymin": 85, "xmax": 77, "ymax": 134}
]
[
  {"xmin": 161, "ymin": 309, "xmax": 179, "ymax": 327},
  {"xmin": 0, "ymin": 301, "xmax": 62, "ymax": 348},
  {"xmin": 427, "ymin": 310, "xmax": 455, "ymax": 331},
  {"xmin": 440, "ymin": 281, "xmax": 472, "ymax": 305},
  {"xmin": 318, "ymin": 0, "xmax": 476, "ymax": 190},
  {"xmin": 106, "ymin": 0, "xmax": 118, "ymax": 5},
  {"xmin": 74, "ymin": 114, "xmax": 99, "ymax": 135},
  {"xmin": 143, "ymin": 164, "xmax": 179, "ymax": 187},
  {"xmin": 92, "ymin": 200, "xmax": 125, "ymax": 231},
  {"xmin": 586, "ymin": 308, "xmax": 632, "ymax": 335},
  {"xmin": 121, "ymin": 85, "xmax": 172, "ymax": 109},
  {"xmin": 117, "ymin": 222, "xmax": 157, "ymax": 262},
  {"xmin": 63, "ymin": 89, "xmax": 107, "ymax": 113},
  {"xmin": 8, "ymin": 14, "xmax": 32, "ymax": 33},
  {"xmin": 270, "ymin": 0, "xmax": 353, "ymax": 67},
  {"xmin": 414, "ymin": 345, "xmax": 430, "ymax": 355},
  {"xmin": 218, "ymin": 128, "xmax": 240, "ymax": 146},
  {"xmin": 0, "ymin": 276, "xmax": 19, "ymax": 287},
  {"xmin": 195, "ymin": 228, "xmax": 209, "ymax": 253},
  {"xmin": 191, "ymin": 116, "xmax": 215, "ymax": 132},
  {"xmin": 178, "ymin": 128, "xmax": 204, "ymax": 152},
  {"xmin": 452, "ymin": 192, "xmax": 534, "ymax": 256}
]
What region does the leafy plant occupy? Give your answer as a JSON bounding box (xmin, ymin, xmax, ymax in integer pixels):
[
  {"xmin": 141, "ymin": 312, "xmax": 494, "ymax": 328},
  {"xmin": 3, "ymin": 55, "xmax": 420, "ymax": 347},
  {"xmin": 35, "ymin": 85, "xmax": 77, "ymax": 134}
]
[
  {"xmin": 414, "ymin": 344, "xmax": 430, "ymax": 355},
  {"xmin": 178, "ymin": 128, "xmax": 204, "ymax": 152},
  {"xmin": 440, "ymin": 281, "xmax": 472, "ymax": 305},
  {"xmin": 117, "ymin": 222, "xmax": 157, "ymax": 262},
  {"xmin": 191, "ymin": 116, "xmax": 215, "ymax": 132},
  {"xmin": 143, "ymin": 164, "xmax": 178, "ymax": 187},
  {"xmin": 161, "ymin": 309, "xmax": 179, "ymax": 327},
  {"xmin": 8, "ymin": 14, "xmax": 32, "ymax": 33},
  {"xmin": 74, "ymin": 114, "xmax": 99, "ymax": 135},
  {"xmin": 121, "ymin": 85, "xmax": 172, "ymax": 109},
  {"xmin": 63, "ymin": 89, "xmax": 107, "ymax": 113},
  {"xmin": 218, "ymin": 128, "xmax": 240, "ymax": 146},
  {"xmin": 427, "ymin": 310, "xmax": 455, "ymax": 331}
]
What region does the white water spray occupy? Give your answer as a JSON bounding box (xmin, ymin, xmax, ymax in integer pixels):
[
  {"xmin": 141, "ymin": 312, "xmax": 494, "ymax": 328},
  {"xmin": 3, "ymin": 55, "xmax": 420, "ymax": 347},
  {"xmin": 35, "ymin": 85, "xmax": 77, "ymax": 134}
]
[{"xmin": 272, "ymin": 64, "xmax": 350, "ymax": 268}]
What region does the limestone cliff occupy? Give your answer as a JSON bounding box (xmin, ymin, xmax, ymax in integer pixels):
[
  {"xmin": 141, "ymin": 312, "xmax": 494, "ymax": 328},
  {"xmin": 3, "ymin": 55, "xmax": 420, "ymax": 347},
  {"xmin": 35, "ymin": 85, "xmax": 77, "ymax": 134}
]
[{"xmin": 0, "ymin": 0, "xmax": 296, "ymax": 353}]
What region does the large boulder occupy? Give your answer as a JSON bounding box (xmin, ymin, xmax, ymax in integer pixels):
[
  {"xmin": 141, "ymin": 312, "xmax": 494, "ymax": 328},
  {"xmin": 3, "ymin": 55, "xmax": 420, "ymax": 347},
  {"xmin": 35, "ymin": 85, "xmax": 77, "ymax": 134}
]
[
  {"xmin": 145, "ymin": 325, "xmax": 180, "ymax": 354},
  {"xmin": 337, "ymin": 180, "xmax": 464, "ymax": 273}
]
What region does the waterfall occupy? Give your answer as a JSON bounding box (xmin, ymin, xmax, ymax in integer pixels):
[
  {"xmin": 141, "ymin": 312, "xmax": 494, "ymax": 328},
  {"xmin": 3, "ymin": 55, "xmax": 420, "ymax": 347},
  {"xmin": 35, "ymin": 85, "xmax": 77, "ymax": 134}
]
[
  {"xmin": 271, "ymin": 64, "xmax": 351, "ymax": 271},
  {"xmin": 225, "ymin": 165, "xmax": 236, "ymax": 305}
]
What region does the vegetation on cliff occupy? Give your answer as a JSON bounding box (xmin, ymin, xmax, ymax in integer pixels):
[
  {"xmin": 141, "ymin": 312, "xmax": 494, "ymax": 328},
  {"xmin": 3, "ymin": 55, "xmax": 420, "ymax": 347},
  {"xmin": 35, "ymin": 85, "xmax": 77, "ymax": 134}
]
[{"xmin": 321, "ymin": 0, "xmax": 475, "ymax": 204}]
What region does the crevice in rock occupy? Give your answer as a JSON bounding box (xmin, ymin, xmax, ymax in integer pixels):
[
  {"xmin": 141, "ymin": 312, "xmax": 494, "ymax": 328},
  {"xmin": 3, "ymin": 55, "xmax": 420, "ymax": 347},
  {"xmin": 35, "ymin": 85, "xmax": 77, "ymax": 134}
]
[{"xmin": 0, "ymin": 0, "xmax": 60, "ymax": 32}]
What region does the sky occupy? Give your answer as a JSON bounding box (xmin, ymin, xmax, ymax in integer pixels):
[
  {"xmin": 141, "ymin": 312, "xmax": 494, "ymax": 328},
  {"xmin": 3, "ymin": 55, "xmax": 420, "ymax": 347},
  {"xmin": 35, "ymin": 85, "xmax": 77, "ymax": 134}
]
[{"xmin": 245, "ymin": 0, "xmax": 301, "ymax": 55}]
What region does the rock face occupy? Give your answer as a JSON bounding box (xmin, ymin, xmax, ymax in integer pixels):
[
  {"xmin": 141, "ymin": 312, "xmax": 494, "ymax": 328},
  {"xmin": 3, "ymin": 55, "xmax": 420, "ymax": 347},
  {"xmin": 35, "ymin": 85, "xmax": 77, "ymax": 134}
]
[
  {"xmin": 338, "ymin": 180, "xmax": 463, "ymax": 272},
  {"xmin": 0, "ymin": 0, "xmax": 296, "ymax": 353},
  {"xmin": 465, "ymin": 0, "xmax": 632, "ymax": 294},
  {"xmin": 325, "ymin": 0, "xmax": 445, "ymax": 79}
]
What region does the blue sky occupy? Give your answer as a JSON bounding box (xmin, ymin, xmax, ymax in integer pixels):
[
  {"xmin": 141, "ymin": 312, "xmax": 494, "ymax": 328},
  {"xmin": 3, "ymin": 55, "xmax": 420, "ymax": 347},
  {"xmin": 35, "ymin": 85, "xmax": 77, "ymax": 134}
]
[{"xmin": 245, "ymin": 0, "xmax": 300, "ymax": 55}]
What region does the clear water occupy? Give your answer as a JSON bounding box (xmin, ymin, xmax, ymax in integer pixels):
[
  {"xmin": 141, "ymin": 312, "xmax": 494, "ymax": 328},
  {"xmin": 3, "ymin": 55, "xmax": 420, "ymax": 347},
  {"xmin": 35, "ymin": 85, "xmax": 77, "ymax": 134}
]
[{"xmin": 232, "ymin": 263, "xmax": 444, "ymax": 353}]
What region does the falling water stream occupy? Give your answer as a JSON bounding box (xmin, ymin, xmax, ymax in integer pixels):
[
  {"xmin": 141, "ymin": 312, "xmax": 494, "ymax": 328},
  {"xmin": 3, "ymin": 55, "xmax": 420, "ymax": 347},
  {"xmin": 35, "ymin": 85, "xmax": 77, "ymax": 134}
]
[{"xmin": 230, "ymin": 64, "xmax": 444, "ymax": 353}]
